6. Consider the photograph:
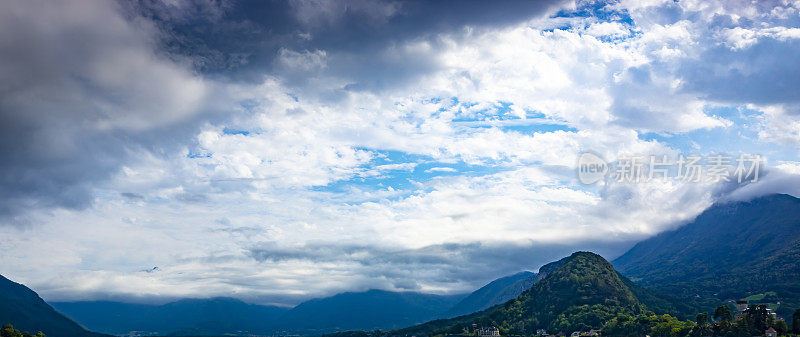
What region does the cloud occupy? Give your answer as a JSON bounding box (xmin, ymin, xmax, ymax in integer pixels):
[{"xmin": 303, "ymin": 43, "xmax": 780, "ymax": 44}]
[
  {"xmin": 1, "ymin": 0, "xmax": 800, "ymax": 306},
  {"xmin": 718, "ymin": 167, "xmax": 800, "ymax": 202},
  {"xmin": 426, "ymin": 167, "xmax": 458, "ymax": 173},
  {"xmin": 754, "ymin": 104, "xmax": 800, "ymax": 146},
  {"xmin": 0, "ymin": 0, "xmax": 211, "ymax": 220}
]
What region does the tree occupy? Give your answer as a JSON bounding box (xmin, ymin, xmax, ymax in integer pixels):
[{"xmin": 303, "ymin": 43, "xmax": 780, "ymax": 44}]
[
  {"xmin": 773, "ymin": 320, "xmax": 788, "ymax": 335},
  {"xmin": 713, "ymin": 305, "xmax": 732, "ymax": 323},
  {"xmin": 793, "ymin": 308, "xmax": 800, "ymax": 334},
  {"xmin": 0, "ymin": 325, "xmax": 43, "ymax": 337},
  {"xmin": 729, "ymin": 320, "xmax": 751, "ymax": 337},
  {"xmin": 602, "ymin": 314, "xmax": 692, "ymax": 337},
  {"xmin": 745, "ymin": 305, "xmax": 769, "ymax": 334},
  {"xmin": 1, "ymin": 325, "xmax": 22, "ymax": 337},
  {"xmin": 696, "ymin": 312, "xmax": 708, "ymax": 325}
]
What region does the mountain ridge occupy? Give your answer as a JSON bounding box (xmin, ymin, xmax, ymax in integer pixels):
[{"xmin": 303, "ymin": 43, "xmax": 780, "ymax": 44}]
[
  {"xmin": 0, "ymin": 274, "xmax": 107, "ymax": 337},
  {"xmin": 445, "ymin": 271, "xmax": 536, "ymax": 317},
  {"xmin": 613, "ymin": 193, "xmax": 800, "ymax": 318},
  {"xmin": 52, "ymin": 297, "xmax": 288, "ymax": 336},
  {"xmin": 274, "ymin": 289, "xmax": 466, "ymax": 334},
  {"xmin": 54, "ymin": 289, "xmax": 468, "ymax": 335}
]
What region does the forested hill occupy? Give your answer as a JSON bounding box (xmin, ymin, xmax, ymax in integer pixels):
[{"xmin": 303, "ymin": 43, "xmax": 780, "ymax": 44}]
[{"xmin": 395, "ymin": 252, "xmax": 645, "ymax": 336}]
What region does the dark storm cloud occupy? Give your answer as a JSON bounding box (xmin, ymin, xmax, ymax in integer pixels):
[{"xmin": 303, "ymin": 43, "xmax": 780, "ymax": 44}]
[
  {"xmin": 0, "ymin": 0, "xmax": 221, "ymax": 222},
  {"xmin": 126, "ymin": 0, "xmax": 567, "ymax": 82},
  {"xmin": 247, "ymin": 238, "xmax": 636, "ymax": 293},
  {"xmin": 0, "ymin": 0, "xmax": 565, "ymax": 224}
]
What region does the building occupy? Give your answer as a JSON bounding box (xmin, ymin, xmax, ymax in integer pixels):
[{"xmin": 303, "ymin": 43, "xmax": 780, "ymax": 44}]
[
  {"xmin": 735, "ymin": 302, "xmax": 779, "ymax": 321},
  {"xmin": 478, "ymin": 327, "xmax": 500, "ymax": 337},
  {"xmin": 736, "ymin": 300, "xmax": 749, "ymax": 312},
  {"xmin": 765, "ymin": 328, "xmax": 777, "ymax": 337}
]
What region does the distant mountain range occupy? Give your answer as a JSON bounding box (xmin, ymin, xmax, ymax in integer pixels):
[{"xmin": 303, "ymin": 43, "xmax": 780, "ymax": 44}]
[
  {"xmin": 0, "ymin": 274, "xmax": 105, "ymax": 337},
  {"xmin": 613, "ymin": 193, "xmax": 800, "ymax": 318},
  {"xmin": 49, "ymin": 270, "xmax": 548, "ymax": 335},
  {"xmin": 5, "ymin": 193, "xmax": 800, "ymax": 336},
  {"xmin": 51, "ymin": 290, "xmax": 464, "ymax": 335},
  {"xmin": 274, "ymin": 289, "xmax": 465, "ymax": 334},
  {"xmin": 51, "ymin": 298, "xmax": 287, "ymax": 336}
]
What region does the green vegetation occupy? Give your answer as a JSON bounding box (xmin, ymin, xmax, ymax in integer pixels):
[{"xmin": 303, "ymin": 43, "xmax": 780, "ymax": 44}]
[
  {"xmin": 1, "ymin": 324, "xmax": 45, "ymax": 337},
  {"xmin": 601, "ymin": 313, "xmax": 694, "ymax": 337},
  {"xmin": 743, "ymin": 292, "xmax": 781, "ymax": 311},
  {"xmin": 601, "ymin": 303, "xmax": 800, "ymax": 337},
  {"xmin": 713, "ymin": 305, "xmax": 732, "ymax": 323},
  {"xmin": 602, "ymin": 304, "xmax": 800, "ymax": 337},
  {"xmin": 745, "ymin": 292, "xmax": 778, "ymax": 303}
]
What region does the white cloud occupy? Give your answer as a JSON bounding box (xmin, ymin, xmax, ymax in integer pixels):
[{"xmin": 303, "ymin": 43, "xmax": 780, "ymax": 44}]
[
  {"xmin": 753, "ymin": 104, "xmax": 800, "ymax": 147},
  {"xmin": 425, "ymin": 167, "xmax": 457, "ymax": 173}
]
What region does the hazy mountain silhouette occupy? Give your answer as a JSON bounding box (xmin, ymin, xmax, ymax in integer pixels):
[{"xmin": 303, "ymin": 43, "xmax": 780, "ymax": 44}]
[
  {"xmin": 52, "ymin": 298, "xmax": 287, "ymax": 335},
  {"xmin": 0, "ymin": 274, "xmax": 107, "ymax": 337}
]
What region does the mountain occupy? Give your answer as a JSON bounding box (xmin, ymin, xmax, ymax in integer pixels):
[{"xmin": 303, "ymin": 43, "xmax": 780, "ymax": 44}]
[
  {"xmin": 445, "ymin": 272, "xmax": 536, "ymax": 317},
  {"xmin": 55, "ymin": 291, "xmax": 468, "ymax": 336},
  {"xmin": 613, "ymin": 194, "xmax": 800, "ymax": 317},
  {"xmin": 446, "ymin": 257, "xmax": 568, "ymax": 317},
  {"xmin": 274, "ymin": 289, "xmax": 466, "ymax": 334},
  {"xmin": 51, "ymin": 298, "xmax": 288, "ymax": 336},
  {"xmin": 396, "ymin": 252, "xmax": 644, "ymax": 336},
  {"xmin": 0, "ymin": 274, "xmax": 106, "ymax": 337}
]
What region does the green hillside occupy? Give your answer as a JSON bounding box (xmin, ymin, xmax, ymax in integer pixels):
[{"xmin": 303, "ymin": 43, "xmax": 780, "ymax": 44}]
[{"xmin": 613, "ymin": 194, "xmax": 800, "ymax": 318}]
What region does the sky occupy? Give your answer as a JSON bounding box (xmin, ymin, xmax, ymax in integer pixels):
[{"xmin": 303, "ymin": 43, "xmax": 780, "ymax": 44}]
[{"xmin": 1, "ymin": 0, "xmax": 800, "ymax": 307}]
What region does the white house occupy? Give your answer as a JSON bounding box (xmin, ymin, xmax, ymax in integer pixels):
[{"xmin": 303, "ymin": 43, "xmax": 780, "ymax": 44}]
[{"xmin": 478, "ymin": 327, "xmax": 500, "ymax": 337}]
